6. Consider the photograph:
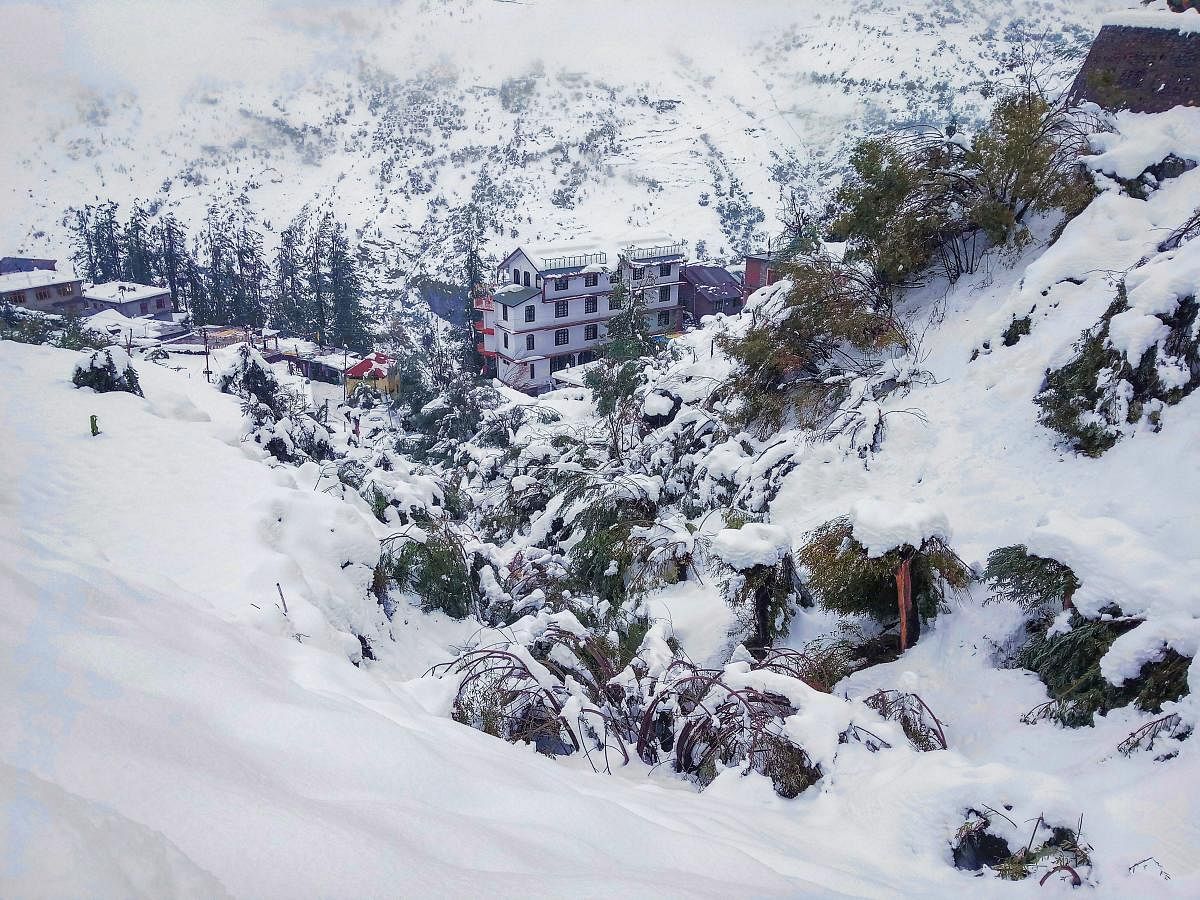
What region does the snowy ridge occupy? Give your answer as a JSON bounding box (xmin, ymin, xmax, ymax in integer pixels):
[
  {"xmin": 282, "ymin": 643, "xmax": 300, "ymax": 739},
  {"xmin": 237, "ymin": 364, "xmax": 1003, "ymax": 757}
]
[{"xmin": 1, "ymin": 0, "xmax": 1120, "ymax": 292}]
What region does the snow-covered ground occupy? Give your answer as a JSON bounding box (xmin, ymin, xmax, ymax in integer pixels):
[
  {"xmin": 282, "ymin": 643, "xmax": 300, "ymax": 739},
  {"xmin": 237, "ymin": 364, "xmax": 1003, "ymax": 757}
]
[{"xmin": 4, "ymin": 104, "xmax": 1200, "ymax": 897}]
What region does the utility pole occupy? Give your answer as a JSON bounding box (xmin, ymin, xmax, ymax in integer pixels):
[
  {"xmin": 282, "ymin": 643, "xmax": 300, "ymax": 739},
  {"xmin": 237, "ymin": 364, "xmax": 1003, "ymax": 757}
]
[{"xmin": 202, "ymin": 326, "xmax": 212, "ymax": 383}]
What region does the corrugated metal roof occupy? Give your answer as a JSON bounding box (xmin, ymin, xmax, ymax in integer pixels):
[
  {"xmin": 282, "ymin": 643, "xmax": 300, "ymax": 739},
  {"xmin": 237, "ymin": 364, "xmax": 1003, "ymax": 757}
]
[
  {"xmin": 682, "ymin": 264, "xmax": 741, "ymax": 301},
  {"xmin": 493, "ymin": 285, "xmax": 541, "ymax": 307}
]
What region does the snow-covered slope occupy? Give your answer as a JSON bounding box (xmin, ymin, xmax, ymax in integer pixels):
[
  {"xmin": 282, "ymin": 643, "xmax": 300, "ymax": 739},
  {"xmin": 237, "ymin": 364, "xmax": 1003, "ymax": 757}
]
[
  {"xmin": 0, "ymin": 344, "xmax": 817, "ymax": 896},
  {"xmin": 3, "ymin": 0, "xmax": 1119, "ymax": 282}
]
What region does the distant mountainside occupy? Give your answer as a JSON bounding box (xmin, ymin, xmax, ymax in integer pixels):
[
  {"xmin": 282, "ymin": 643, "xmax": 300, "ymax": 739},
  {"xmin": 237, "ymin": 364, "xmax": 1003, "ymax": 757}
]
[{"xmin": 2, "ymin": 0, "xmax": 1117, "ymax": 300}]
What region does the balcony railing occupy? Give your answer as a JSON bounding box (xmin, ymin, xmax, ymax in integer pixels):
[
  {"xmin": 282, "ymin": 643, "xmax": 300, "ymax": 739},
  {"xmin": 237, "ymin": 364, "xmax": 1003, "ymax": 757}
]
[
  {"xmin": 473, "ymin": 294, "xmax": 494, "ymax": 311},
  {"xmin": 538, "ymin": 251, "xmax": 607, "ymax": 271},
  {"xmin": 625, "ymin": 242, "xmax": 684, "ymax": 261}
]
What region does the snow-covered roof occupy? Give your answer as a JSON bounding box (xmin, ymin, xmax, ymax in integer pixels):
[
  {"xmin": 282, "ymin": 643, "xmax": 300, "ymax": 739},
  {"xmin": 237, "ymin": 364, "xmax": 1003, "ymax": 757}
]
[
  {"xmin": 549, "ymin": 358, "xmax": 603, "ymax": 387},
  {"xmin": 521, "ymin": 240, "xmax": 610, "ymax": 275},
  {"xmin": 0, "ymin": 267, "xmax": 78, "ymax": 292},
  {"xmin": 1103, "ymin": 6, "xmax": 1200, "ymax": 33},
  {"xmin": 83, "ymin": 281, "xmax": 171, "ymax": 303},
  {"xmin": 619, "ymin": 233, "xmax": 684, "ymax": 262},
  {"xmin": 345, "ymin": 352, "xmax": 393, "ymax": 378}
]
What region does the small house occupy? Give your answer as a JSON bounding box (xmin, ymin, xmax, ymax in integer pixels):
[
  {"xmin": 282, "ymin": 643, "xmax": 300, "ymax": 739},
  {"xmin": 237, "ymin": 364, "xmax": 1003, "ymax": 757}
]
[
  {"xmin": 742, "ymin": 251, "xmax": 782, "ymax": 300},
  {"xmin": 344, "ymin": 352, "xmax": 396, "ymax": 395},
  {"xmin": 0, "ymin": 260, "xmax": 85, "ymax": 315},
  {"xmin": 82, "ymin": 282, "xmax": 175, "ymax": 319},
  {"xmin": 679, "ymin": 264, "xmax": 743, "ymax": 321}
]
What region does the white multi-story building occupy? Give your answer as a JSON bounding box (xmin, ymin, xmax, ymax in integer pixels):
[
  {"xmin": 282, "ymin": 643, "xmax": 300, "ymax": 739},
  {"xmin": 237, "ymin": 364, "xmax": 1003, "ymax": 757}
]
[{"xmin": 476, "ymin": 235, "xmax": 686, "ymax": 393}]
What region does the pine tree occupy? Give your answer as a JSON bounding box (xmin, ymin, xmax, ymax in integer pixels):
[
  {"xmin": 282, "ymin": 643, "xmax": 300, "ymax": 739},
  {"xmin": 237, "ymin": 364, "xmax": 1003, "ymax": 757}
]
[
  {"xmin": 273, "ymin": 224, "xmax": 311, "ymax": 335},
  {"xmin": 457, "ymin": 203, "xmax": 488, "ymax": 375},
  {"xmin": 67, "ymin": 208, "xmax": 98, "ymax": 283},
  {"xmin": 155, "ymin": 214, "xmax": 187, "ymax": 312},
  {"xmin": 184, "ymin": 253, "xmax": 214, "ymax": 325},
  {"xmin": 326, "ymin": 224, "xmax": 373, "ymax": 351},
  {"xmin": 202, "ymin": 211, "xmax": 234, "ymax": 325},
  {"xmin": 231, "ymin": 224, "xmax": 267, "ymax": 327},
  {"xmin": 123, "ymin": 201, "xmax": 157, "ymax": 285},
  {"xmin": 92, "ymin": 202, "xmax": 123, "ymax": 283},
  {"xmin": 308, "ymin": 215, "xmax": 333, "ymax": 344}
]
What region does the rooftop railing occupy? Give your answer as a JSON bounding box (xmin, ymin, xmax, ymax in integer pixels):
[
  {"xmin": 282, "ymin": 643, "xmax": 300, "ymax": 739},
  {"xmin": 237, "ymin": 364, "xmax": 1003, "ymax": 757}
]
[
  {"xmin": 625, "ymin": 242, "xmax": 684, "ymax": 261},
  {"xmin": 539, "ymin": 251, "xmax": 607, "ymax": 271}
]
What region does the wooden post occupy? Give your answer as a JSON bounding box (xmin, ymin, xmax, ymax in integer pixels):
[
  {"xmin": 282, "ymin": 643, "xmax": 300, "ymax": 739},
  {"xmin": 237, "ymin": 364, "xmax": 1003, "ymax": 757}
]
[{"xmin": 896, "ymin": 555, "xmax": 913, "ymax": 651}]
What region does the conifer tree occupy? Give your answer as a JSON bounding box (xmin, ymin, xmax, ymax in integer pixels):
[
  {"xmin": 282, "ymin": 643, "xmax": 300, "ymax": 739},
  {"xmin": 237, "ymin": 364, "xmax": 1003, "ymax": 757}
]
[
  {"xmin": 273, "ymin": 224, "xmax": 311, "ymax": 335},
  {"xmin": 155, "ymin": 214, "xmax": 187, "ymax": 311},
  {"xmin": 123, "ymin": 201, "xmax": 157, "ymax": 285},
  {"xmin": 326, "ymin": 224, "xmax": 373, "ymax": 351}
]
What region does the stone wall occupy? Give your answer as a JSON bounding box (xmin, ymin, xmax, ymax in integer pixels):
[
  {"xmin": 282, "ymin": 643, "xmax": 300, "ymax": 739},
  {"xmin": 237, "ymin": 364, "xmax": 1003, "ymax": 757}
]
[{"xmin": 1070, "ymin": 25, "xmax": 1198, "ymax": 113}]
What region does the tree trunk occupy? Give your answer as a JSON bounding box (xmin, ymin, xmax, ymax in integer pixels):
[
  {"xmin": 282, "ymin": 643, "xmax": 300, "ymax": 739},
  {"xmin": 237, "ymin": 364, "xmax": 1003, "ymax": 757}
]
[{"xmin": 896, "ymin": 554, "xmax": 916, "ymax": 651}]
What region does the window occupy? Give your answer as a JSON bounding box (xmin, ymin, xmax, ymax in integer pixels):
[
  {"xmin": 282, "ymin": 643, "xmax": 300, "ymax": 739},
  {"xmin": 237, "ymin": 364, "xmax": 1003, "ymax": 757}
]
[
  {"xmin": 503, "ymin": 332, "xmax": 509, "ymax": 348},
  {"xmin": 554, "ymin": 276, "xmax": 569, "ymax": 291},
  {"xmin": 523, "ymin": 271, "xmax": 530, "ymax": 287},
  {"xmin": 585, "ymin": 323, "xmax": 598, "ymax": 341},
  {"xmin": 659, "ymin": 263, "xmax": 671, "ymax": 277},
  {"xmin": 550, "ymin": 354, "xmax": 573, "ymax": 374},
  {"xmin": 58, "ymin": 284, "xmax": 74, "ymax": 296},
  {"xmin": 36, "ymin": 290, "xmax": 49, "ymax": 301},
  {"xmin": 524, "ymin": 305, "xmax": 535, "ymax": 323},
  {"xmin": 657, "ymin": 310, "xmax": 671, "ymax": 327},
  {"xmin": 11, "ymin": 292, "xmax": 25, "ymax": 304},
  {"xmin": 156, "ymin": 298, "xmax": 166, "ymax": 309},
  {"xmin": 502, "ymin": 305, "xmax": 509, "ymax": 321},
  {"xmin": 140, "ymin": 302, "xmax": 149, "ymax": 314},
  {"xmin": 554, "ymin": 329, "xmax": 569, "ymax": 346},
  {"xmin": 585, "ymin": 272, "xmax": 598, "ymax": 287},
  {"xmin": 525, "ymin": 333, "xmax": 535, "ymax": 350},
  {"xmin": 584, "ymin": 297, "xmax": 597, "ymax": 314},
  {"xmin": 554, "ymin": 300, "xmax": 568, "ymax": 318},
  {"xmin": 609, "ymin": 293, "xmax": 623, "ymax": 310},
  {"xmin": 658, "ymin": 285, "xmax": 671, "ymax": 302},
  {"xmin": 529, "ymin": 363, "xmax": 535, "ymax": 378},
  {"xmin": 632, "ymin": 266, "xmax": 645, "ymax": 280},
  {"xmin": 512, "ymin": 267, "xmax": 519, "ymax": 285}
]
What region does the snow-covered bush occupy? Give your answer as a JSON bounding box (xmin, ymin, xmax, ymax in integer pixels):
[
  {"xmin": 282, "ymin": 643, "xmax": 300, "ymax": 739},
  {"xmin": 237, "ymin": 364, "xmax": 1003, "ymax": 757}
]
[
  {"xmin": 1017, "ymin": 611, "xmax": 1191, "ymax": 728},
  {"xmin": 218, "ymin": 343, "xmax": 334, "ymax": 464},
  {"xmin": 984, "ymin": 545, "xmax": 1079, "ymax": 612},
  {"xmin": 796, "ymin": 516, "xmax": 969, "ymax": 648},
  {"xmin": 3, "ymin": 305, "xmax": 109, "ymax": 351},
  {"xmin": 217, "ymin": 344, "xmax": 284, "ymax": 416},
  {"xmin": 71, "ymin": 346, "xmax": 143, "ymax": 397},
  {"xmin": 378, "ymin": 521, "xmax": 479, "ymax": 619},
  {"xmin": 714, "ymin": 262, "xmax": 905, "ymax": 437},
  {"xmin": 1037, "ymin": 270, "xmax": 1200, "ymax": 456},
  {"xmin": 712, "ymin": 522, "xmax": 799, "ymax": 646}
]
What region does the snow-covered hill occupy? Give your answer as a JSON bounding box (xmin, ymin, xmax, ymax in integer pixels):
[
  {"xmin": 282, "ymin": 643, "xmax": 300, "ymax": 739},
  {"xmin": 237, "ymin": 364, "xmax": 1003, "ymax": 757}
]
[
  {"xmin": 4, "ymin": 100, "xmax": 1200, "ymax": 896},
  {"xmin": 3, "ymin": 0, "xmax": 1118, "ymax": 286}
]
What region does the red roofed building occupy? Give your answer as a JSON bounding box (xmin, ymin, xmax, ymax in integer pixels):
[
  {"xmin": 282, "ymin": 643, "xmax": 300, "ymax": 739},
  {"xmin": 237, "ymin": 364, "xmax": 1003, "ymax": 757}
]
[{"xmin": 344, "ymin": 352, "xmax": 397, "ymax": 394}]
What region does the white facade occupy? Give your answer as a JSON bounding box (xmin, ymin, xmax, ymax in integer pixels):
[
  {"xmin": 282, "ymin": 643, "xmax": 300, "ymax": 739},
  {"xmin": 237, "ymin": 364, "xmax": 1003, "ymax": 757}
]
[{"xmin": 478, "ymin": 237, "xmax": 685, "ymax": 393}]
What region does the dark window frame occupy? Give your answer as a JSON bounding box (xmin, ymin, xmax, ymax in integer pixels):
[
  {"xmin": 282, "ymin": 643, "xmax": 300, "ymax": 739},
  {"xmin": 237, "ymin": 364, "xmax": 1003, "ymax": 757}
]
[
  {"xmin": 554, "ymin": 300, "xmax": 569, "ymax": 318},
  {"xmin": 584, "ymin": 297, "xmax": 597, "ymax": 314},
  {"xmin": 584, "ymin": 272, "xmax": 598, "ymax": 287},
  {"xmin": 524, "ymin": 305, "xmax": 535, "ymax": 322},
  {"xmin": 659, "ymin": 263, "xmax": 671, "ymax": 277},
  {"xmin": 554, "ymin": 328, "xmax": 569, "ymax": 346},
  {"xmin": 554, "ymin": 276, "xmax": 569, "ymax": 291},
  {"xmin": 585, "ymin": 323, "xmax": 598, "ymax": 340}
]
